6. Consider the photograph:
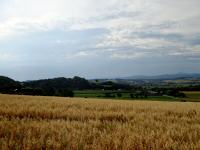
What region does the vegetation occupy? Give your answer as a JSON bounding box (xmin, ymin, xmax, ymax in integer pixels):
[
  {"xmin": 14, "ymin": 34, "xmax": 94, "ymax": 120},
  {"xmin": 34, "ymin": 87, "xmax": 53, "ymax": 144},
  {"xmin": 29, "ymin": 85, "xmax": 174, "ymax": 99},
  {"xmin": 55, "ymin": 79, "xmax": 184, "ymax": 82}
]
[
  {"xmin": 0, "ymin": 76, "xmax": 21, "ymax": 93},
  {"xmin": 183, "ymin": 91, "xmax": 200, "ymax": 102},
  {"xmin": 1, "ymin": 75, "xmax": 199, "ymax": 102},
  {"xmin": 74, "ymin": 90, "xmax": 184, "ymax": 101},
  {"xmin": 0, "ymin": 76, "xmax": 90, "ymax": 97},
  {"xmin": 0, "ymin": 94, "xmax": 200, "ymax": 149}
]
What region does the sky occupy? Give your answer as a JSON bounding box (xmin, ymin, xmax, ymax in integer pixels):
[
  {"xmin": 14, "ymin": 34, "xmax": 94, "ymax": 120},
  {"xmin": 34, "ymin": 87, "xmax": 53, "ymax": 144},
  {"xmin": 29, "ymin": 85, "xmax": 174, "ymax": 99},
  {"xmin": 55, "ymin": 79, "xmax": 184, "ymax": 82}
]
[{"xmin": 0, "ymin": 0, "xmax": 200, "ymax": 81}]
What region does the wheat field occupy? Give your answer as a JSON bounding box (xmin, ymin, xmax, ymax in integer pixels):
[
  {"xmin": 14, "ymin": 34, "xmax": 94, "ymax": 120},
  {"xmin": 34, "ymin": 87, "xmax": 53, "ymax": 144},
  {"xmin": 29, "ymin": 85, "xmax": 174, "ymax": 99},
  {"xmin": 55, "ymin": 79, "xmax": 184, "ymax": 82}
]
[{"xmin": 0, "ymin": 94, "xmax": 200, "ymax": 150}]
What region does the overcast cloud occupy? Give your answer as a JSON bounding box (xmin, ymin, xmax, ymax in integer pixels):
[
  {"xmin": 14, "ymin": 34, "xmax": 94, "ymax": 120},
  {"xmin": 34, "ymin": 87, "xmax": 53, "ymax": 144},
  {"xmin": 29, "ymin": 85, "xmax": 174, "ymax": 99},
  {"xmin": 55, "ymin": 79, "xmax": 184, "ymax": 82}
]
[{"xmin": 0, "ymin": 0, "xmax": 200, "ymax": 80}]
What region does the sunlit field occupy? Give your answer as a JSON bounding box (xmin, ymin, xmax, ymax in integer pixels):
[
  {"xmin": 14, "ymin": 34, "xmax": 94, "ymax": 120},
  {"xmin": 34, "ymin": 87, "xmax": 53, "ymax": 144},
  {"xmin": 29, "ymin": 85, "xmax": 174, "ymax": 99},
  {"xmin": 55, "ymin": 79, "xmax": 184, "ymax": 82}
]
[{"xmin": 0, "ymin": 94, "xmax": 200, "ymax": 150}]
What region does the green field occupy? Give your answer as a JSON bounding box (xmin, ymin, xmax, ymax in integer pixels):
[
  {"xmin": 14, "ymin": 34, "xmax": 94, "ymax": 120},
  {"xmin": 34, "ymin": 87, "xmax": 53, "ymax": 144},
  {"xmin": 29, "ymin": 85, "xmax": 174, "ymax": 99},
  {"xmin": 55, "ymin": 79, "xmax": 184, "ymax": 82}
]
[
  {"xmin": 74, "ymin": 90, "xmax": 200, "ymax": 102},
  {"xmin": 74, "ymin": 90, "xmax": 178, "ymax": 101},
  {"xmin": 184, "ymin": 91, "xmax": 200, "ymax": 102}
]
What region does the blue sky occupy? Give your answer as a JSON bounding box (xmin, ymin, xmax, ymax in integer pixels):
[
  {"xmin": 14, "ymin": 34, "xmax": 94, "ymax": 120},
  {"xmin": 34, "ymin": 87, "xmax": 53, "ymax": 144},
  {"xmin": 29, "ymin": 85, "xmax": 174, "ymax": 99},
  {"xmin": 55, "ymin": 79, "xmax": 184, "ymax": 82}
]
[{"xmin": 0, "ymin": 0, "xmax": 200, "ymax": 81}]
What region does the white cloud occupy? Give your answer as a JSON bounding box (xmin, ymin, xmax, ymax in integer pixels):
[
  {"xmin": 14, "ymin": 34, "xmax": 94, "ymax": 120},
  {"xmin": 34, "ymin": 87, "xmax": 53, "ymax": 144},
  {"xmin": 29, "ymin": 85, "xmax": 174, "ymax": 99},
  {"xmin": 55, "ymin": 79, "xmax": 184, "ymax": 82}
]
[
  {"xmin": 65, "ymin": 51, "xmax": 96, "ymax": 59},
  {"xmin": 0, "ymin": 0, "xmax": 200, "ymax": 60},
  {"xmin": 0, "ymin": 53, "xmax": 10, "ymax": 60},
  {"xmin": 0, "ymin": 52, "xmax": 18, "ymax": 63},
  {"xmin": 1, "ymin": 0, "xmax": 200, "ymax": 37},
  {"xmin": 111, "ymin": 52, "xmax": 149, "ymax": 60}
]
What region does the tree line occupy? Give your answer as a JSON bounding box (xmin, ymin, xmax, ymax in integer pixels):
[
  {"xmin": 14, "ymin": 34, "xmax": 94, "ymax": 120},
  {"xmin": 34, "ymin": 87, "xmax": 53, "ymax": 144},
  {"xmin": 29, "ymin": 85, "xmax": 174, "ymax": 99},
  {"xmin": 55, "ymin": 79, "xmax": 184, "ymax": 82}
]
[{"xmin": 0, "ymin": 75, "xmax": 196, "ymax": 98}]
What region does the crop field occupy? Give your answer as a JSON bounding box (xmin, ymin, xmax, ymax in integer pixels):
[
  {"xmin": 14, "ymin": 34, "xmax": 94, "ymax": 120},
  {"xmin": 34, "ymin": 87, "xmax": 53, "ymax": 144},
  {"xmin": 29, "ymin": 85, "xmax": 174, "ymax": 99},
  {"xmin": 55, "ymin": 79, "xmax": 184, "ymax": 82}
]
[{"xmin": 0, "ymin": 94, "xmax": 200, "ymax": 149}]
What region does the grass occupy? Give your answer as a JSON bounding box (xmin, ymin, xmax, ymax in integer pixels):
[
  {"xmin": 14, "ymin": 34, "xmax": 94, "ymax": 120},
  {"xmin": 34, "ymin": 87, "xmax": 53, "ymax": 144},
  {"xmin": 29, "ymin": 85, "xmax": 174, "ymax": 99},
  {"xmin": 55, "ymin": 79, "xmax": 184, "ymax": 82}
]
[
  {"xmin": 0, "ymin": 94, "xmax": 200, "ymax": 149},
  {"xmin": 183, "ymin": 91, "xmax": 200, "ymax": 102},
  {"xmin": 74, "ymin": 90, "xmax": 177, "ymax": 101}
]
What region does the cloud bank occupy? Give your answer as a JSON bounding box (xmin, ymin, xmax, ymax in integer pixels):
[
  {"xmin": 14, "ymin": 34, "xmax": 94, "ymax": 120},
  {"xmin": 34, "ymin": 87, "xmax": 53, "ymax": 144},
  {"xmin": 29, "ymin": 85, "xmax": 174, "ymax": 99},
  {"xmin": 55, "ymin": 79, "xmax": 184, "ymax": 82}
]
[{"xmin": 0, "ymin": 0, "xmax": 200, "ymax": 80}]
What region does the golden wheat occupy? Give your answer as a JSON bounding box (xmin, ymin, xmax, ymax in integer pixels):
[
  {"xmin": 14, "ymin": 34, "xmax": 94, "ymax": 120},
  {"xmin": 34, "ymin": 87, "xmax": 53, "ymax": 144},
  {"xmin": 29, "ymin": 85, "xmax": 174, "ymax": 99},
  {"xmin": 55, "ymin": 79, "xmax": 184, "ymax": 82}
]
[{"xmin": 0, "ymin": 94, "xmax": 200, "ymax": 150}]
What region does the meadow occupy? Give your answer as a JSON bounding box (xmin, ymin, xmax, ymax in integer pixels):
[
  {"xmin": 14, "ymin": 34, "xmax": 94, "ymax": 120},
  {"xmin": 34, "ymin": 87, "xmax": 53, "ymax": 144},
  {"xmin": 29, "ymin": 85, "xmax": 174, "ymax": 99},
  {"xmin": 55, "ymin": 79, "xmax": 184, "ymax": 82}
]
[
  {"xmin": 74, "ymin": 90, "xmax": 200, "ymax": 102},
  {"xmin": 0, "ymin": 94, "xmax": 200, "ymax": 149},
  {"xmin": 184, "ymin": 91, "xmax": 200, "ymax": 102},
  {"xmin": 74, "ymin": 90, "xmax": 176, "ymax": 101}
]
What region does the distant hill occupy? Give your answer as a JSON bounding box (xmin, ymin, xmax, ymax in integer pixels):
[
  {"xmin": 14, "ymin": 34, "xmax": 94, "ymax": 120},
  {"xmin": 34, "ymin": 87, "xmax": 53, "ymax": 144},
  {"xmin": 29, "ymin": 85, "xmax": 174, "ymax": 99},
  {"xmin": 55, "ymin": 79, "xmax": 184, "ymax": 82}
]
[
  {"xmin": 23, "ymin": 76, "xmax": 91, "ymax": 90},
  {"xmin": 0, "ymin": 76, "xmax": 91, "ymax": 96},
  {"xmin": 0, "ymin": 76, "xmax": 21, "ymax": 93},
  {"xmin": 121, "ymin": 73, "xmax": 200, "ymax": 80},
  {"xmin": 23, "ymin": 77, "xmax": 132, "ymax": 91},
  {"xmin": 0, "ymin": 75, "xmax": 134, "ymax": 96},
  {"xmin": 1, "ymin": 73, "xmax": 199, "ymax": 97},
  {"xmin": 20, "ymin": 76, "xmax": 91, "ymax": 96}
]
